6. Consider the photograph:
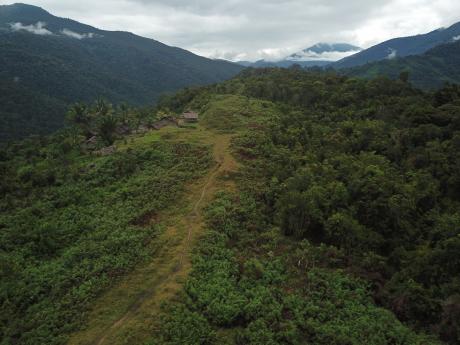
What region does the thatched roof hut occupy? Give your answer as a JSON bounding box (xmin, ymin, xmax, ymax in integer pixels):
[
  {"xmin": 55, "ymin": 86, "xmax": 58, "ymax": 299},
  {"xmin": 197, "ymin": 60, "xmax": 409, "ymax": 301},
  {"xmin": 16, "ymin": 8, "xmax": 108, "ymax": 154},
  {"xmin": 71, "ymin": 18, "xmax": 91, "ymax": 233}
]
[{"xmin": 182, "ymin": 111, "xmax": 199, "ymax": 122}]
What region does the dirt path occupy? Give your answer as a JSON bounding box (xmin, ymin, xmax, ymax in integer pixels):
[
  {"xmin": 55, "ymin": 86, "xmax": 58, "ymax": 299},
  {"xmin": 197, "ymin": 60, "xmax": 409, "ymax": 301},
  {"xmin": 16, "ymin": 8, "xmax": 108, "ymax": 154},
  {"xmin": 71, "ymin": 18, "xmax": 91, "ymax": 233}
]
[{"xmin": 67, "ymin": 129, "xmax": 238, "ymax": 345}]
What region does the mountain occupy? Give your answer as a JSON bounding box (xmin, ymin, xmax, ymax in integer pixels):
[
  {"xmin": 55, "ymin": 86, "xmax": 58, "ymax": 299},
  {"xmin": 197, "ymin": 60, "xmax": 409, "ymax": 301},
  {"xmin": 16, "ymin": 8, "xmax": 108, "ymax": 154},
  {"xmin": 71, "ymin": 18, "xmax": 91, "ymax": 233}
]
[
  {"xmin": 287, "ymin": 42, "xmax": 361, "ymax": 60},
  {"xmin": 333, "ymin": 21, "xmax": 460, "ymax": 68},
  {"xmin": 0, "ymin": 3, "xmax": 243, "ymax": 141},
  {"xmin": 237, "ymin": 59, "xmax": 331, "ymax": 68},
  {"xmin": 237, "ymin": 42, "xmax": 360, "ymax": 68},
  {"xmin": 346, "ymin": 40, "xmax": 460, "ymax": 89}
]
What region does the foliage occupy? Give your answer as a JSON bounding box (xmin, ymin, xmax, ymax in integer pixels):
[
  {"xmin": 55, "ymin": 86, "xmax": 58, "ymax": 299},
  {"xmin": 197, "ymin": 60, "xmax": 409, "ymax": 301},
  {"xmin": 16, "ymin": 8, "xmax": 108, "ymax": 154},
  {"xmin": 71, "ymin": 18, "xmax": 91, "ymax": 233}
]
[
  {"xmin": 153, "ymin": 68, "xmax": 460, "ymax": 344},
  {"xmin": 153, "ymin": 192, "xmax": 439, "ymax": 344},
  {"xmin": 0, "ymin": 128, "xmax": 212, "ymax": 344},
  {"xmin": 3, "ymin": 64, "xmax": 460, "ymax": 345}
]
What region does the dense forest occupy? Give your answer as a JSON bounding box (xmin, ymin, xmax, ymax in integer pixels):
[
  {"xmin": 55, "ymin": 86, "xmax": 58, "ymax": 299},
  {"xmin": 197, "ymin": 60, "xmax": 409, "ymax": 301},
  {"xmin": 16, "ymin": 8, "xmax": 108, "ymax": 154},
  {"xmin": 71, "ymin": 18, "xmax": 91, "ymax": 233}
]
[
  {"xmin": 1, "ymin": 68, "xmax": 460, "ymax": 344},
  {"xmin": 152, "ymin": 68, "xmax": 460, "ymax": 344},
  {"xmin": 0, "ymin": 79, "xmax": 66, "ymax": 141}
]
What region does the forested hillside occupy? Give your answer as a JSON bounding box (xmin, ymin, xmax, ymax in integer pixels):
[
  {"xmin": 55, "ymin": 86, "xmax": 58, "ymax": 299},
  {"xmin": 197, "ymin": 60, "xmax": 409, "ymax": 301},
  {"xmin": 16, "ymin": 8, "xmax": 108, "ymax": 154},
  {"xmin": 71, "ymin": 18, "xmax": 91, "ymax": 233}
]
[
  {"xmin": 345, "ymin": 40, "xmax": 460, "ymax": 90},
  {"xmin": 0, "ymin": 3, "xmax": 243, "ymax": 141},
  {"xmin": 333, "ymin": 21, "xmax": 460, "ymax": 68},
  {"xmin": 1, "ymin": 68, "xmax": 460, "ymax": 344},
  {"xmin": 0, "ymin": 79, "xmax": 66, "ymax": 141},
  {"xmin": 151, "ymin": 68, "xmax": 460, "ymax": 344}
]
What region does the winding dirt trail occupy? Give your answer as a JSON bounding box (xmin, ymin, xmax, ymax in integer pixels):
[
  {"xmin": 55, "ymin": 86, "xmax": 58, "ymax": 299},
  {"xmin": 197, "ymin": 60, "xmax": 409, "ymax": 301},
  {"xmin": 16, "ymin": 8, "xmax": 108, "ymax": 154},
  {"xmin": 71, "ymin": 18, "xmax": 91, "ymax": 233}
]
[{"xmin": 67, "ymin": 129, "xmax": 238, "ymax": 345}]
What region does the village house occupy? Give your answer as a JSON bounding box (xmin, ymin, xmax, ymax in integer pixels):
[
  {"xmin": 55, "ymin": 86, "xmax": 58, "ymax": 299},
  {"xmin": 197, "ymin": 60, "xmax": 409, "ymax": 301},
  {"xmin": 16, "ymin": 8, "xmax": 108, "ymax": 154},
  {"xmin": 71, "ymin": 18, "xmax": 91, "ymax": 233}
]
[{"xmin": 181, "ymin": 111, "xmax": 199, "ymax": 123}]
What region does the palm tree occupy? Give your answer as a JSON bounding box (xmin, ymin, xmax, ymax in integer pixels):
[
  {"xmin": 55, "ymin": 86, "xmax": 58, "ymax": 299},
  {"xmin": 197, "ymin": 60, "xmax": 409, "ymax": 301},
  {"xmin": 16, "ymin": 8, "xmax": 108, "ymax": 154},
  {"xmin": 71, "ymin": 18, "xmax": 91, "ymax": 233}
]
[
  {"xmin": 98, "ymin": 113, "xmax": 118, "ymax": 146},
  {"xmin": 66, "ymin": 103, "xmax": 91, "ymax": 138},
  {"xmin": 118, "ymin": 102, "xmax": 130, "ymax": 126},
  {"xmin": 93, "ymin": 98, "xmax": 112, "ymax": 117}
]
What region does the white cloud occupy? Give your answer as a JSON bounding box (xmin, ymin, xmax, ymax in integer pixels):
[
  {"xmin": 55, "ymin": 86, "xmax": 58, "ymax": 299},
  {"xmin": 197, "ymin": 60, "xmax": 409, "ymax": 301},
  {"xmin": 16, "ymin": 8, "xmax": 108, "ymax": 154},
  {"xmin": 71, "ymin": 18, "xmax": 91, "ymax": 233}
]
[
  {"xmin": 6, "ymin": 0, "xmax": 460, "ymax": 61},
  {"xmin": 453, "ymin": 35, "xmax": 460, "ymax": 41},
  {"xmin": 61, "ymin": 28, "xmax": 95, "ymax": 39},
  {"xmin": 287, "ymin": 50, "xmax": 360, "ymax": 62},
  {"xmin": 9, "ymin": 21, "xmax": 53, "ymax": 35},
  {"xmin": 387, "ymin": 48, "xmax": 397, "ymax": 59}
]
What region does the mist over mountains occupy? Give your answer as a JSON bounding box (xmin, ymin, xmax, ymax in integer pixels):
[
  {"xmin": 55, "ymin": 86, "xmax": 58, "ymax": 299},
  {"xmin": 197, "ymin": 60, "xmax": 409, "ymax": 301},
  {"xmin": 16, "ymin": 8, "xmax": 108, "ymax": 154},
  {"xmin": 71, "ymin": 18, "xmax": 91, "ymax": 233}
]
[
  {"xmin": 287, "ymin": 43, "xmax": 362, "ymax": 61},
  {"xmin": 0, "ymin": 3, "xmax": 243, "ymax": 141},
  {"xmin": 1, "ymin": 3, "xmax": 460, "ymax": 141},
  {"xmin": 346, "ymin": 40, "xmax": 460, "ymax": 89},
  {"xmin": 332, "ymin": 21, "xmax": 460, "ymax": 68},
  {"xmin": 237, "ymin": 42, "xmax": 361, "ymax": 68},
  {"xmin": 236, "ymin": 20, "xmax": 460, "ymax": 90}
]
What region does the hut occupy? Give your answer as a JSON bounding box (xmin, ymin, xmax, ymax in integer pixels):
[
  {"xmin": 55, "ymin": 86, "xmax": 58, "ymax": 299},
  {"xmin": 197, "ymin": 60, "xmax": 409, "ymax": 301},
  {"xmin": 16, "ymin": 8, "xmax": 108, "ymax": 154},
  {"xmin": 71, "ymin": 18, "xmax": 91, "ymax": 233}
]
[{"xmin": 181, "ymin": 111, "xmax": 199, "ymax": 123}]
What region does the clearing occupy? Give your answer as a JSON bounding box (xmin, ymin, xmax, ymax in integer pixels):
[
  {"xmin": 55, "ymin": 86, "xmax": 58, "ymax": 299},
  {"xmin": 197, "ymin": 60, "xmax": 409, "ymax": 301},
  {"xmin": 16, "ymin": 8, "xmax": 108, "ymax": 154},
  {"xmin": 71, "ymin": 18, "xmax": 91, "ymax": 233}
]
[{"xmin": 67, "ymin": 126, "xmax": 238, "ymax": 345}]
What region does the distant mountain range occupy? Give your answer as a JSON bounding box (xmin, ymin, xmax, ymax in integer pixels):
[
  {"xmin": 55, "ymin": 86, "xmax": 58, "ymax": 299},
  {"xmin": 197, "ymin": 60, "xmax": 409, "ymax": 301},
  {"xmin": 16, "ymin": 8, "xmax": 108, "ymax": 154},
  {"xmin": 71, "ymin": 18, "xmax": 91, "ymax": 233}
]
[
  {"xmin": 239, "ymin": 21, "xmax": 460, "ymax": 74},
  {"xmin": 0, "ymin": 3, "xmax": 243, "ymax": 141},
  {"xmin": 236, "ymin": 59, "xmax": 331, "ymax": 68},
  {"xmin": 332, "ymin": 21, "xmax": 460, "ymax": 68},
  {"xmin": 346, "ymin": 40, "xmax": 460, "ymax": 90},
  {"xmin": 2, "ymin": 3, "xmax": 460, "ymax": 141},
  {"xmin": 287, "ymin": 43, "xmax": 362, "ymax": 60},
  {"xmin": 237, "ymin": 43, "xmax": 361, "ymax": 68}
]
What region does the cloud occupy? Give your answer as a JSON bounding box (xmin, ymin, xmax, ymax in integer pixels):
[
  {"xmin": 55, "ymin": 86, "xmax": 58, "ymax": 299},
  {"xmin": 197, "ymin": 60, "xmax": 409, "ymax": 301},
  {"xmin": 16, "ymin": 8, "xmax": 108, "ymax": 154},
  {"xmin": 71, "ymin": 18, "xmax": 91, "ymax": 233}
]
[
  {"xmin": 10, "ymin": 0, "xmax": 460, "ymax": 61},
  {"xmin": 453, "ymin": 35, "xmax": 460, "ymax": 41},
  {"xmin": 9, "ymin": 21, "xmax": 53, "ymax": 35},
  {"xmin": 387, "ymin": 48, "xmax": 397, "ymax": 59},
  {"xmin": 61, "ymin": 28, "xmax": 95, "ymax": 39},
  {"xmin": 287, "ymin": 50, "xmax": 361, "ymax": 62}
]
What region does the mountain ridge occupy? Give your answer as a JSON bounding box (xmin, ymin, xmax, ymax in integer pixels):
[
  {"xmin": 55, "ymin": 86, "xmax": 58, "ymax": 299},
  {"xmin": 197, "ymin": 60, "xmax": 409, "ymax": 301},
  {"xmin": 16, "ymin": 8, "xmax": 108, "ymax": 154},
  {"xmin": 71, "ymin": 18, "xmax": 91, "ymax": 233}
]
[
  {"xmin": 345, "ymin": 39, "xmax": 460, "ymax": 89},
  {"xmin": 0, "ymin": 3, "xmax": 243, "ymax": 141},
  {"xmin": 333, "ymin": 21, "xmax": 460, "ymax": 68}
]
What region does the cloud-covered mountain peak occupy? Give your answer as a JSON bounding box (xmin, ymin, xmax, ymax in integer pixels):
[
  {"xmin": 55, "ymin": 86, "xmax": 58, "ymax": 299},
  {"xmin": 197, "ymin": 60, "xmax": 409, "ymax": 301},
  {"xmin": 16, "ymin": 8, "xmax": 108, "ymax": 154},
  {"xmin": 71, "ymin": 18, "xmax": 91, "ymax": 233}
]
[{"xmin": 287, "ymin": 42, "xmax": 362, "ymax": 61}]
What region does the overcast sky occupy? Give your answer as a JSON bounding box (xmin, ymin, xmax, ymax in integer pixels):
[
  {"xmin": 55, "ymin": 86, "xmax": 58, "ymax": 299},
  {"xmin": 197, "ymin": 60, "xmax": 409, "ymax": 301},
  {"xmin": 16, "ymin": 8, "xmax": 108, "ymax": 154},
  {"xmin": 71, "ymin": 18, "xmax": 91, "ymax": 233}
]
[{"xmin": 2, "ymin": 0, "xmax": 460, "ymax": 61}]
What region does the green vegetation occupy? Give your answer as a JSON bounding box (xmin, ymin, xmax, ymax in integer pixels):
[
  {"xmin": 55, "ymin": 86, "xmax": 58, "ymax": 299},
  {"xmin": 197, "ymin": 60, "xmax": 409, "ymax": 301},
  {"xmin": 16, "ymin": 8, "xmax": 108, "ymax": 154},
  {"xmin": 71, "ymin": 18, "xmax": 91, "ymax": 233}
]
[
  {"xmin": 345, "ymin": 41, "xmax": 460, "ymax": 90},
  {"xmin": 0, "ymin": 79, "xmax": 66, "ymax": 142},
  {"xmin": 2, "ymin": 67, "xmax": 460, "ymax": 344},
  {"xmin": 0, "ymin": 107, "xmax": 212, "ymax": 344},
  {"xmin": 332, "ymin": 21, "xmax": 460, "ymax": 69},
  {"xmin": 151, "ymin": 68, "xmax": 460, "ymax": 344},
  {"xmin": 199, "ymin": 94, "xmax": 277, "ymax": 131},
  {"xmin": 0, "ymin": 4, "xmax": 243, "ymax": 141},
  {"xmin": 153, "ymin": 192, "xmax": 439, "ymax": 344}
]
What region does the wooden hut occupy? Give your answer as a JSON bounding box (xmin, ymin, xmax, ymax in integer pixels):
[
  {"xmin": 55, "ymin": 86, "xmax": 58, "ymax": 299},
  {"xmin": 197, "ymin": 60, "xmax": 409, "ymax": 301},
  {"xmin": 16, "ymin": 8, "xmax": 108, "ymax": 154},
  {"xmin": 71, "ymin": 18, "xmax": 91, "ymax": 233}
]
[{"xmin": 181, "ymin": 111, "xmax": 199, "ymax": 122}]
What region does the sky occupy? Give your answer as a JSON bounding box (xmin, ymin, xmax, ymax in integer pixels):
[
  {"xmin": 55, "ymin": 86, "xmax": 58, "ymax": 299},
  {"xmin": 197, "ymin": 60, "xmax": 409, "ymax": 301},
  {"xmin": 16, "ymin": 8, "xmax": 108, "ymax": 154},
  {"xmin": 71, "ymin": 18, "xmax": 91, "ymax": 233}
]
[{"xmin": 2, "ymin": 0, "xmax": 460, "ymax": 61}]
